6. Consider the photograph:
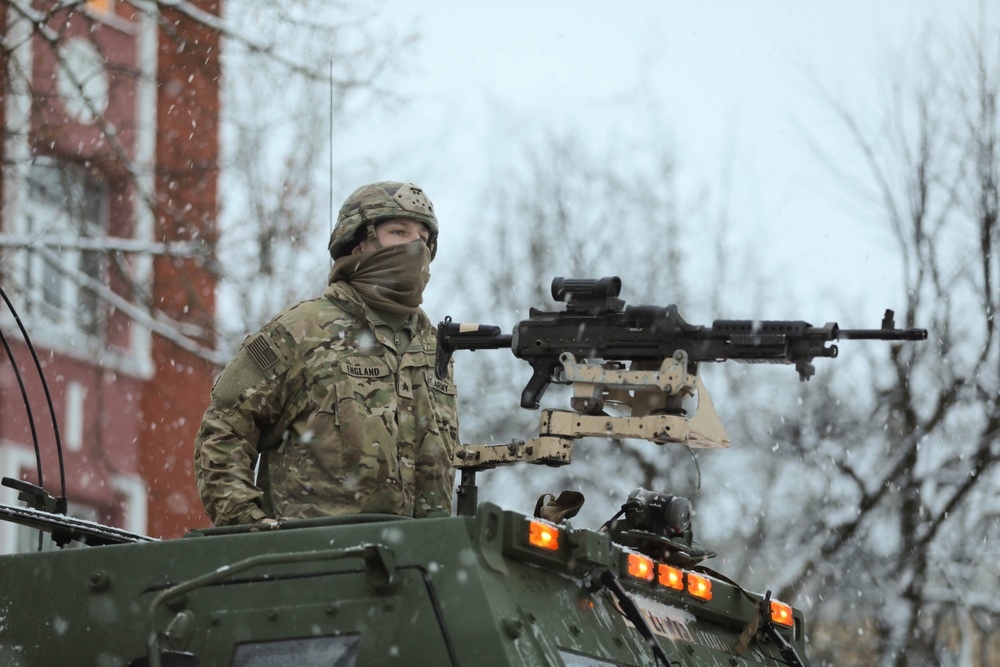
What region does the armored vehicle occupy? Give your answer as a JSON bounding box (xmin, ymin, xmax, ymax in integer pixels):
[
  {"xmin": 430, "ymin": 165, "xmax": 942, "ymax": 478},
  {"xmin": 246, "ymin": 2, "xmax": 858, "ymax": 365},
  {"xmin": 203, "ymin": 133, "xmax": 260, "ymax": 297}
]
[{"xmin": 0, "ymin": 277, "xmax": 925, "ymax": 666}]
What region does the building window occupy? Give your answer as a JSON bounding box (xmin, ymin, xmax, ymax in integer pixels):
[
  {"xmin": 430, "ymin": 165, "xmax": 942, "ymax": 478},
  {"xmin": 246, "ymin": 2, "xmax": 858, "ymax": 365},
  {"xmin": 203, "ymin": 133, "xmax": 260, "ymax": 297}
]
[
  {"xmin": 21, "ymin": 160, "xmax": 107, "ymax": 339},
  {"xmin": 65, "ymin": 381, "xmax": 86, "ymax": 453}
]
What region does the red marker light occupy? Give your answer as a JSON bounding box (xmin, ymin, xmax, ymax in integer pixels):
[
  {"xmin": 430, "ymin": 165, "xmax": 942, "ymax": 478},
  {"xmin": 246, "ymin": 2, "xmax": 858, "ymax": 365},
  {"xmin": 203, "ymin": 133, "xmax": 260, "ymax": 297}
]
[
  {"xmin": 687, "ymin": 573, "xmax": 712, "ymax": 601},
  {"xmin": 627, "ymin": 553, "xmax": 655, "ymax": 581},
  {"xmin": 657, "ymin": 564, "xmax": 684, "ymax": 591},
  {"xmin": 770, "ymin": 600, "xmax": 794, "ymax": 627},
  {"xmin": 528, "ymin": 520, "xmax": 559, "ymax": 551}
]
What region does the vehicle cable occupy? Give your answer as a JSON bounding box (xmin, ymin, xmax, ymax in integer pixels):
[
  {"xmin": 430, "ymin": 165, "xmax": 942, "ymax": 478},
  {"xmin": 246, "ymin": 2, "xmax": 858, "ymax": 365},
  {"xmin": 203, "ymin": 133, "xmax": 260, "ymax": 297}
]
[
  {"xmin": 0, "ymin": 286, "xmax": 68, "ymax": 511},
  {"xmin": 596, "ymin": 569, "xmax": 680, "ymax": 666}
]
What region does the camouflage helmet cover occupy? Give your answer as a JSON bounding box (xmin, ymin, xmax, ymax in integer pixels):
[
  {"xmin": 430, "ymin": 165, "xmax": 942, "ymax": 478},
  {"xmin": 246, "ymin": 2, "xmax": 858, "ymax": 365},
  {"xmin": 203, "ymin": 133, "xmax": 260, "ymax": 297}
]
[{"xmin": 329, "ymin": 181, "xmax": 439, "ymax": 259}]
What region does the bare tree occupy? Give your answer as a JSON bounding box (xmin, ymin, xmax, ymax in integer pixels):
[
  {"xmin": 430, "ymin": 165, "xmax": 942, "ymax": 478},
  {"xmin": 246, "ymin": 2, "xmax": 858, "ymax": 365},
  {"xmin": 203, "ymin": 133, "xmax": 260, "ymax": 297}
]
[
  {"xmin": 733, "ymin": 15, "xmax": 1000, "ymax": 667},
  {"xmin": 448, "ymin": 125, "xmax": 748, "ymax": 526},
  {"xmin": 445, "ymin": 16, "xmax": 1000, "ymax": 666},
  {"xmin": 215, "ymin": 1, "xmax": 414, "ymax": 348}
]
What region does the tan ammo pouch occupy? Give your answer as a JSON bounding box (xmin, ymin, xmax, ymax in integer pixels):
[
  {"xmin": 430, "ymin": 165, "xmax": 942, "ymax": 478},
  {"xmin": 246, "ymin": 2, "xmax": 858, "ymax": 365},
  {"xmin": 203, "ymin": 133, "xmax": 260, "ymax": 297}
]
[{"xmin": 534, "ymin": 490, "xmax": 585, "ymax": 523}]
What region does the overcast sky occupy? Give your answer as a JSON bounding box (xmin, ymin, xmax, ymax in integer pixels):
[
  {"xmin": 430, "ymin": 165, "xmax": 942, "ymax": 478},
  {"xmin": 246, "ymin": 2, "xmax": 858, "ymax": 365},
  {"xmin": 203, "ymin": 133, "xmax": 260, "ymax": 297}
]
[{"xmin": 330, "ymin": 0, "xmax": 980, "ymax": 320}]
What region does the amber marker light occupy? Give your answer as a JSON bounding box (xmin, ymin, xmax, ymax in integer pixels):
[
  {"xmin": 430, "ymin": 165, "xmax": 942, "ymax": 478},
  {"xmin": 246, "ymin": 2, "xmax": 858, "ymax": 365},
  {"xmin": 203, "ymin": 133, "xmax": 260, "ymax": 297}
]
[
  {"xmin": 657, "ymin": 564, "xmax": 684, "ymax": 591},
  {"xmin": 687, "ymin": 572, "xmax": 712, "ymax": 601},
  {"xmin": 528, "ymin": 520, "xmax": 560, "ymax": 551},
  {"xmin": 626, "ymin": 553, "xmax": 655, "ymax": 581},
  {"xmin": 770, "ymin": 600, "xmax": 794, "ymax": 627}
]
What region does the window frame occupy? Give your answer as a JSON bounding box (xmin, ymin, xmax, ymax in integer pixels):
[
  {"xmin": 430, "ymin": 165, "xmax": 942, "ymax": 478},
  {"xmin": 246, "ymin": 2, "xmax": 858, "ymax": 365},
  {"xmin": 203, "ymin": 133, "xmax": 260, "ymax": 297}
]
[{"xmin": 18, "ymin": 158, "xmax": 109, "ymax": 340}]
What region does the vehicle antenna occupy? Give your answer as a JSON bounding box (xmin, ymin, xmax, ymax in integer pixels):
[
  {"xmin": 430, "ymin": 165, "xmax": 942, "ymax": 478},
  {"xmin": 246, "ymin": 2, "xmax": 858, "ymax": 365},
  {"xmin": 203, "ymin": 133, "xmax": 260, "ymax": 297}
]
[
  {"xmin": 0, "ymin": 327, "xmax": 43, "ymax": 490},
  {"xmin": 329, "ymin": 58, "xmax": 334, "ymax": 268},
  {"xmin": 0, "ymin": 285, "xmax": 67, "ymax": 513}
]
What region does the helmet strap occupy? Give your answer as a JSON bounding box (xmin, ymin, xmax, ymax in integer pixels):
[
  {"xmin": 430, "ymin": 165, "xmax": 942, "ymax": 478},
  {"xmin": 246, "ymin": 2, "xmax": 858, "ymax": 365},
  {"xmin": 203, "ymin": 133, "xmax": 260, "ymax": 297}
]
[{"xmin": 364, "ymin": 222, "xmax": 383, "ymax": 251}]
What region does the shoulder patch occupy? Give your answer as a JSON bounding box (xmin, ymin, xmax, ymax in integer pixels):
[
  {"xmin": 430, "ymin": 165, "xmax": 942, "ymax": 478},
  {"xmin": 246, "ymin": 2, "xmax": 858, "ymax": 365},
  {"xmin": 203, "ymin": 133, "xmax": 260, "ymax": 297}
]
[{"xmin": 247, "ymin": 334, "xmax": 279, "ymax": 371}]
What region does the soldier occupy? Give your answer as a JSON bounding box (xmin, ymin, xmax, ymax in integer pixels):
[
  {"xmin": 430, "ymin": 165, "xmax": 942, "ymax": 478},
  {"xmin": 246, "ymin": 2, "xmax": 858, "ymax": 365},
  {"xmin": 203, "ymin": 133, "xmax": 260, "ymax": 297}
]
[{"xmin": 194, "ymin": 182, "xmax": 459, "ymax": 526}]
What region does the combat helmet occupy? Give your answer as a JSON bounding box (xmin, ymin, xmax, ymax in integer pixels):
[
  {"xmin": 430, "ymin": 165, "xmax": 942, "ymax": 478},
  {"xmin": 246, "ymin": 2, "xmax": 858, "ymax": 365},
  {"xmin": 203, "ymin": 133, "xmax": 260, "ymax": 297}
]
[{"xmin": 329, "ymin": 181, "xmax": 439, "ymax": 260}]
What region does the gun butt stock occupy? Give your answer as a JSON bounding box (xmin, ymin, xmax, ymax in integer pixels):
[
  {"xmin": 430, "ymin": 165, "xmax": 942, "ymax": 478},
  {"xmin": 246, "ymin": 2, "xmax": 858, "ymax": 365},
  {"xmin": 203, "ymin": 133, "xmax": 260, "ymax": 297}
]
[{"xmin": 435, "ymin": 319, "xmax": 512, "ymax": 378}]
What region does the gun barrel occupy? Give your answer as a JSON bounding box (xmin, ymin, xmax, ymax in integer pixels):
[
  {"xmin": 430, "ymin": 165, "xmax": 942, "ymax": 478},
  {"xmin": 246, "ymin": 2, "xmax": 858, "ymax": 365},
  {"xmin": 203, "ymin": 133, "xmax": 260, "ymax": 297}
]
[{"xmin": 837, "ymin": 328, "xmax": 928, "ymax": 341}]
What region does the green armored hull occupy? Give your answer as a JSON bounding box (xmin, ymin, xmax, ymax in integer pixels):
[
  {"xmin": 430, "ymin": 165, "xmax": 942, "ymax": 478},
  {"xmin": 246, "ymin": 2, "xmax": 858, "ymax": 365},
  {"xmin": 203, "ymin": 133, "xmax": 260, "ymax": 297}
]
[{"xmin": 0, "ymin": 503, "xmax": 806, "ymax": 667}]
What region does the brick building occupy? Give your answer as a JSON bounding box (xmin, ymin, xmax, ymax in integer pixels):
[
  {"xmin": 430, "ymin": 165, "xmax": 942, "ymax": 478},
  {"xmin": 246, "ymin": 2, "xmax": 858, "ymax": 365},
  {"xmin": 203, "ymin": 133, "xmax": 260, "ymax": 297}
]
[{"xmin": 0, "ymin": 0, "xmax": 221, "ymax": 551}]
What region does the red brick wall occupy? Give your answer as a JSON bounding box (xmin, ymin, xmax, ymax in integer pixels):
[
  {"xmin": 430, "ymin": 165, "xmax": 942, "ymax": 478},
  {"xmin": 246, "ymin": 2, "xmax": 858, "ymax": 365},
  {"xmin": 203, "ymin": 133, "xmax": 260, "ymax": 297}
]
[
  {"xmin": 140, "ymin": 0, "xmax": 222, "ymax": 537},
  {"xmin": 0, "ymin": 2, "xmax": 149, "ymax": 527},
  {"xmin": 1, "ymin": 1, "xmax": 7, "ymax": 220},
  {"xmin": 1, "ymin": 2, "xmax": 223, "ymax": 541}
]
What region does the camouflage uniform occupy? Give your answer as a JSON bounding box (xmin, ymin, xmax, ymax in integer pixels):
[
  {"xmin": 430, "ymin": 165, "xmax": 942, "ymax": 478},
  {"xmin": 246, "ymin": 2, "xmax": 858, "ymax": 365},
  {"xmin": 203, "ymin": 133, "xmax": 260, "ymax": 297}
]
[
  {"xmin": 194, "ymin": 282, "xmax": 458, "ymax": 525},
  {"xmin": 195, "ymin": 182, "xmax": 457, "ymax": 525}
]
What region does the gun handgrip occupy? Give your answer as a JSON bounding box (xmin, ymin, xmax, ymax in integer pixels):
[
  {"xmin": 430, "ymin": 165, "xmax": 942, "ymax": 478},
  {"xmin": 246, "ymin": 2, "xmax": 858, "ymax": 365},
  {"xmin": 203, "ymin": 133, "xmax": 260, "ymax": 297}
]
[
  {"xmin": 520, "ymin": 359, "xmax": 560, "ymax": 409},
  {"xmin": 435, "ymin": 348, "xmax": 452, "ymax": 380}
]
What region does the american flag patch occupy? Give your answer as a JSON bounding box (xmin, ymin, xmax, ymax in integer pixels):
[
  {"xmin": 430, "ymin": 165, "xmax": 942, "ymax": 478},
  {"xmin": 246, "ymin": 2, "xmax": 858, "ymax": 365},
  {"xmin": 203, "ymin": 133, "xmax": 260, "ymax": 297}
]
[{"xmin": 247, "ymin": 335, "xmax": 279, "ymax": 371}]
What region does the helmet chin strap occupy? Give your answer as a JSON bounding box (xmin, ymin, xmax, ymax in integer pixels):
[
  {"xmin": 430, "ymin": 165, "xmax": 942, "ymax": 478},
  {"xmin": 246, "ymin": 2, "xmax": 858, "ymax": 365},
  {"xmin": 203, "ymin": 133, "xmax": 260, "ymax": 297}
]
[{"xmin": 364, "ymin": 221, "xmax": 383, "ymax": 251}]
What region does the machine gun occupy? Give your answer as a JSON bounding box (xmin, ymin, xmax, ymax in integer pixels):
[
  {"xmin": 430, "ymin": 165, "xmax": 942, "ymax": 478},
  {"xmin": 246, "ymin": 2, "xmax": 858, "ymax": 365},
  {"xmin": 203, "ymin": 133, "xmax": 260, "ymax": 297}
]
[
  {"xmin": 437, "ymin": 276, "xmax": 927, "ymax": 517},
  {"xmin": 437, "ymin": 276, "xmax": 927, "ymax": 411}
]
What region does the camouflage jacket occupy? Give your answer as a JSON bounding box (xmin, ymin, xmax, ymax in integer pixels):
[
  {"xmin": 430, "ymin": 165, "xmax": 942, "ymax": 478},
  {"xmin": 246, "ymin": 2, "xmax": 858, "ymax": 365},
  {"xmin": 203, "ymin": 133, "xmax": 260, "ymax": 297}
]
[{"xmin": 194, "ymin": 281, "xmax": 459, "ymax": 526}]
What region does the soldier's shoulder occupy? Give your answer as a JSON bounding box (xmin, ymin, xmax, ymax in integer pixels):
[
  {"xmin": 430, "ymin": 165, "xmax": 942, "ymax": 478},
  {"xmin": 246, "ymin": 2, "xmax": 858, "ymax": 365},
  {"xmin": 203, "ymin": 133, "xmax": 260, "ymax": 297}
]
[
  {"xmin": 267, "ymin": 294, "xmax": 356, "ymax": 345},
  {"xmin": 413, "ymin": 308, "xmax": 435, "ymax": 336}
]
